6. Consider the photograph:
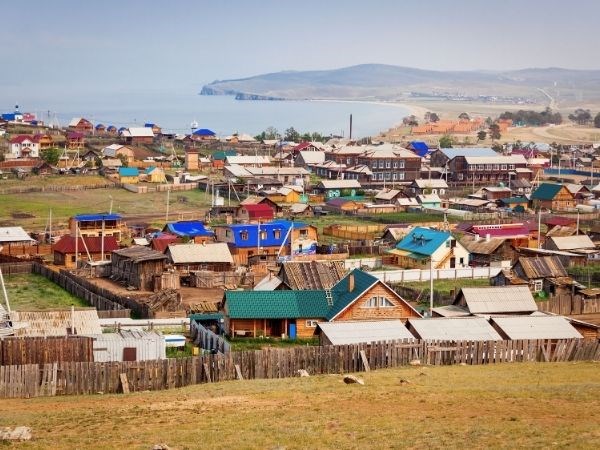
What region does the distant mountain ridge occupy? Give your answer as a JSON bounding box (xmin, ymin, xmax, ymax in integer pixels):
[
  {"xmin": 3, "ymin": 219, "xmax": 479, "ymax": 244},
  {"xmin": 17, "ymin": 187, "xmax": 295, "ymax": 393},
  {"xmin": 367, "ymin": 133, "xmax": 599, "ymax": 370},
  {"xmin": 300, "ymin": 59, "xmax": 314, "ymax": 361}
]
[{"xmin": 200, "ymin": 64, "xmax": 600, "ymax": 103}]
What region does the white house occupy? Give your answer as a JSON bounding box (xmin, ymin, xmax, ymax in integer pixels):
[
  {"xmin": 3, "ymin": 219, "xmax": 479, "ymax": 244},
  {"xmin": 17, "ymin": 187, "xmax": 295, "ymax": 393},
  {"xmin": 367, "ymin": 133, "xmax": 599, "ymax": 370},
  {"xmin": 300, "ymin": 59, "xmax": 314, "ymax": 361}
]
[{"xmin": 9, "ymin": 135, "xmax": 40, "ymax": 158}]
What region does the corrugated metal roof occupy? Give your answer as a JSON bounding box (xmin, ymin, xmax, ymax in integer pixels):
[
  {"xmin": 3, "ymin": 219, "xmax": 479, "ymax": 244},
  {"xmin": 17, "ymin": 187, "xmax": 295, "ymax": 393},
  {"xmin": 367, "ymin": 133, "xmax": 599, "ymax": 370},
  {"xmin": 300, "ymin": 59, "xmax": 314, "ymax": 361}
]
[
  {"xmin": 297, "ymin": 151, "xmax": 326, "ymax": 164},
  {"xmin": 11, "ymin": 309, "xmax": 101, "ymax": 337},
  {"xmin": 431, "ymin": 305, "xmax": 470, "ymax": 317},
  {"xmin": 225, "ymin": 290, "xmax": 329, "ymax": 319},
  {"xmin": 458, "ymin": 286, "xmax": 537, "ymax": 314},
  {"xmin": 517, "ymin": 256, "xmax": 568, "ymax": 278},
  {"xmin": 396, "ymin": 226, "xmax": 451, "ymax": 257},
  {"xmin": 459, "ymin": 235, "xmax": 505, "ymax": 255},
  {"xmin": 491, "ymin": 316, "xmax": 582, "ymax": 340},
  {"xmin": 253, "ymin": 275, "xmax": 283, "ymax": 291},
  {"xmin": 413, "ymin": 179, "xmax": 448, "ymax": 189},
  {"xmin": 164, "ymin": 221, "xmax": 214, "ymax": 237},
  {"xmin": 531, "ymin": 183, "xmax": 567, "ymax": 201},
  {"xmin": 464, "ymin": 155, "xmax": 527, "ymax": 165},
  {"xmin": 0, "ymin": 226, "xmax": 35, "ymax": 243},
  {"xmin": 318, "ymin": 179, "xmax": 362, "ymax": 189},
  {"xmin": 407, "ymin": 317, "xmax": 502, "ymax": 341},
  {"xmin": 439, "ymin": 147, "xmax": 498, "ymax": 159},
  {"xmin": 167, "ymin": 243, "xmax": 233, "ymax": 264},
  {"xmin": 318, "ymin": 320, "xmax": 414, "ymax": 345},
  {"xmin": 547, "ymin": 235, "xmax": 595, "ymax": 250}
]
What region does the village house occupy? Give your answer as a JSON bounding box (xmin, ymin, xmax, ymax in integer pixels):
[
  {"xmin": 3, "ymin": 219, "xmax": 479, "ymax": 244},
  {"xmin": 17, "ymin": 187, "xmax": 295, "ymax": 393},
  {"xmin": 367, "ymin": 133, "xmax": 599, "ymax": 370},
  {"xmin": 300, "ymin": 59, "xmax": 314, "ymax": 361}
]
[
  {"xmin": 119, "ymin": 167, "xmax": 140, "ymax": 184},
  {"xmin": 214, "ymin": 220, "xmax": 318, "ymax": 265},
  {"xmin": 564, "ymin": 183, "xmax": 593, "ymax": 204},
  {"xmin": 356, "ymin": 145, "xmax": 422, "ymax": 184},
  {"xmin": 260, "ymin": 186, "xmax": 304, "ymax": 204},
  {"xmin": 223, "ymin": 269, "xmax": 421, "ymax": 338},
  {"xmin": 447, "ymin": 154, "xmax": 529, "ymax": 184},
  {"xmin": 408, "ymin": 179, "xmax": 448, "ymax": 196},
  {"xmin": 95, "ymin": 124, "xmax": 106, "ymax": 134},
  {"xmin": 68, "ymin": 117, "xmax": 93, "ymax": 133},
  {"xmin": 144, "ymin": 123, "xmax": 162, "ymax": 135},
  {"xmin": 33, "ymin": 133, "xmax": 54, "ymax": 150},
  {"xmin": 9, "ymin": 135, "xmax": 40, "ymax": 158},
  {"xmin": 315, "ymin": 179, "xmax": 362, "ymax": 199},
  {"xmin": 530, "ymin": 183, "xmax": 575, "ymax": 211},
  {"xmin": 373, "ymin": 188, "xmax": 403, "ymax": 204},
  {"xmin": 144, "ymin": 166, "xmax": 167, "ymax": 183},
  {"xmin": 224, "ymin": 165, "xmax": 310, "ymax": 187},
  {"xmin": 278, "ymin": 260, "xmax": 347, "ymax": 290},
  {"xmin": 458, "ymin": 234, "xmax": 513, "ymax": 266},
  {"xmin": 429, "ymin": 147, "xmax": 498, "ymax": 169},
  {"xmin": 473, "ymin": 186, "xmax": 513, "ymax": 201},
  {"xmin": 324, "ymin": 197, "xmax": 363, "ymax": 214},
  {"xmin": 69, "ymin": 213, "xmax": 127, "ymax": 241},
  {"xmin": 239, "ymin": 196, "xmax": 281, "ymax": 215},
  {"xmin": 191, "ymin": 128, "xmax": 217, "ymax": 141},
  {"xmin": 389, "ymin": 226, "xmax": 470, "ymax": 269},
  {"xmin": 543, "ymin": 235, "xmax": 599, "ymax": 261},
  {"xmin": 417, "ymin": 194, "xmax": 442, "ymax": 209},
  {"xmin": 165, "ymin": 242, "xmax": 234, "ymax": 272},
  {"xmin": 225, "ymin": 155, "xmax": 271, "ymax": 166},
  {"xmin": 102, "ymin": 144, "xmax": 135, "ymax": 164},
  {"xmin": 458, "ymin": 222, "xmax": 537, "ymax": 248},
  {"xmin": 120, "ymin": 127, "xmax": 155, "ymax": 145},
  {"xmin": 406, "ymin": 141, "xmax": 430, "ymax": 157},
  {"xmin": 492, "ymin": 256, "xmax": 576, "ymax": 296},
  {"xmin": 235, "ymin": 203, "xmax": 275, "ymax": 223},
  {"xmin": 163, "ymin": 221, "xmax": 215, "ymax": 244},
  {"xmin": 53, "ymin": 235, "xmax": 120, "ymax": 268},
  {"xmin": 496, "ymin": 197, "xmax": 529, "ymax": 212},
  {"xmin": 0, "ymin": 226, "xmax": 37, "ymax": 256},
  {"xmin": 111, "ymin": 246, "xmax": 168, "ymax": 291},
  {"xmin": 66, "ymin": 132, "xmax": 85, "ymax": 150},
  {"xmin": 295, "ymin": 151, "xmax": 326, "ymax": 168}
]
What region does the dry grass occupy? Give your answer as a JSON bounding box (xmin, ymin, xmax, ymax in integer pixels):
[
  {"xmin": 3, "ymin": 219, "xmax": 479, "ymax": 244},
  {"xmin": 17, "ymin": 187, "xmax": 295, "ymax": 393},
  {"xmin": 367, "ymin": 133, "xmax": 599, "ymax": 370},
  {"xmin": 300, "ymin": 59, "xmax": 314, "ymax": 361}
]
[
  {"xmin": 1, "ymin": 363, "xmax": 599, "ymax": 449},
  {"xmin": 3, "ymin": 273, "xmax": 87, "ymax": 310}
]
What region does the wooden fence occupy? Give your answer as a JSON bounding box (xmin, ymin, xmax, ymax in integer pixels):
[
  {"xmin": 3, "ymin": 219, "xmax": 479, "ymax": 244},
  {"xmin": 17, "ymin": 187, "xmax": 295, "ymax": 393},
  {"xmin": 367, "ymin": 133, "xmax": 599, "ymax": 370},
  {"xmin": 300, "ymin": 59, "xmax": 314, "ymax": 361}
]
[
  {"xmin": 1, "ymin": 338, "xmax": 598, "ymax": 398},
  {"xmin": 537, "ymin": 295, "xmax": 600, "ymax": 315},
  {"xmin": 0, "ymin": 336, "xmax": 94, "ymax": 366},
  {"xmin": 32, "ymin": 264, "xmax": 133, "ymax": 314},
  {"xmin": 0, "ymin": 262, "xmax": 34, "ymax": 275}
]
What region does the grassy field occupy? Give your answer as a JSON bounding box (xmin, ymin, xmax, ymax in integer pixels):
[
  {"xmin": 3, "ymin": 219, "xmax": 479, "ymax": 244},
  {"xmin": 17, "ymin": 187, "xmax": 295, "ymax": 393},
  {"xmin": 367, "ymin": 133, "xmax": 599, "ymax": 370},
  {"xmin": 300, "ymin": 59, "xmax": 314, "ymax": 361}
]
[
  {"xmin": 3, "ymin": 273, "xmax": 87, "ymax": 310},
  {"xmin": 399, "ymin": 277, "xmax": 491, "ymax": 295},
  {"xmin": 0, "ymin": 186, "xmax": 216, "ymax": 230},
  {"xmin": 1, "ymin": 363, "xmax": 598, "ymax": 449}
]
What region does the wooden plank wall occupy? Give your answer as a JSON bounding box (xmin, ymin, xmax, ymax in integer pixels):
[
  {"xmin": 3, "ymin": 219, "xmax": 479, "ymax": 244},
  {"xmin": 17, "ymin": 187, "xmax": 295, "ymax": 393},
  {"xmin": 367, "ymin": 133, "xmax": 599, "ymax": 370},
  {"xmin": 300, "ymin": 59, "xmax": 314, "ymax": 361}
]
[
  {"xmin": 0, "ymin": 337, "xmax": 94, "ymax": 366},
  {"xmin": 537, "ymin": 295, "xmax": 600, "ymax": 315},
  {"xmin": 0, "ymin": 339, "xmax": 598, "ymax": 399}
]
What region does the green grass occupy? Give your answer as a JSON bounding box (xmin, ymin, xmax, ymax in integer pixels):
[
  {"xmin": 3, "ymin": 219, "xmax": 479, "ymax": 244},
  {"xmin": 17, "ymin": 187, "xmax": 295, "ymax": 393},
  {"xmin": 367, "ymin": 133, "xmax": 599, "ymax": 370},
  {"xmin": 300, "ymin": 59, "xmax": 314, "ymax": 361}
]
[
  {"xmin": 3, "ymin": 273, "xmax": 88, "ymax": 310},
  {"xmin": 229, "ymin": 337, "xmax": 319, "ymax": 351},
  {"xmin": 398, "ymin": 277, "xmax": 492, "ymax": 295},
  {"xmin": 365, "ymin": 211, "xmax": 458, "ymax": 224},
  {"xmin": 1, "ymin": 363, "xmax": 598, "ymax": 449}
]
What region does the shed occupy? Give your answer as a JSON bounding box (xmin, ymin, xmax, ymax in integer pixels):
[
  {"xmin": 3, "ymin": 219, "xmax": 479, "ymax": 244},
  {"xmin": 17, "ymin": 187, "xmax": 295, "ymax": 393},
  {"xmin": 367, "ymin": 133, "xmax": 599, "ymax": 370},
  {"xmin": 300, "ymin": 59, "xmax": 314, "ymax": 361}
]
[
  {"xmin": 87, "ymin": 330, "xmax": 166, "ymax": 362},
  {"xmin": 406, "ymin": 317, "xmax": 502, "ymax": 341},
  {"xmin": 454, "ymin": 286, "xmax": 538, "ymax": 315},
  {"xmin": 166, "ymin": 242, "xmax": 233, "ymax": 271},
  {"xmin": 111, "ymin": 246, "xmax": 168, "ymax": 290},
  {"xmin": 317, "ymin": 320, "xmax": 414, "ymax": 345},
  {"xmin": 490, "ymin": 316, "xmax": 582, "ymax": 340}
]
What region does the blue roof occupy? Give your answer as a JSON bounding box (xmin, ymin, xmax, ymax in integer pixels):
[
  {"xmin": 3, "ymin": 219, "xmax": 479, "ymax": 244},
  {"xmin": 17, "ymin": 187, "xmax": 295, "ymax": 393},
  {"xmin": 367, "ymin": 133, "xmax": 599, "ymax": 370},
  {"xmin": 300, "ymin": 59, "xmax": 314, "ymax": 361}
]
[
  {"xmin": 224, "ymin": 220, "xmax": 308, "ymax": 248},
  {"xmin": 1, "ymin": 113, "xmax": 17, "ymax": 121},
  {"xmin": 440, "ymin": 148, "xmax": 497, "ymax": 159},
  {"xmin": 164, "ymin": 221, "xmax": 214, "ymax": 237},
  {"xmin": 95, "ymin": 124, "xmax": 105, "ymax": 129},
  {"xmin": 396, "ymin": 226, "xmax": 451, "ymax": 257},
  {"xmin": 409, "ymin": 141, "xmax": 430, "ymax": 157},
  {"xmin": 74, "ymin": 213, "xmax": 122, "ymax": 222},
  {"xmin": 144, "ymin": 123, "xmax": 155, "ymax": 128},
  {"xmin": 193, "ymin": 128, "xmax": 216, "ymax": 136},
  {"xmin": 119, "ymin": 167, "xmax": 139, "ymax": 177},
  {"xmin": 531, "ymin": 183, "xmax": 565, "ymax": 201},
  {"xmin": 327, "ymin": 269, "xmax": 380, "ymax": 320}
]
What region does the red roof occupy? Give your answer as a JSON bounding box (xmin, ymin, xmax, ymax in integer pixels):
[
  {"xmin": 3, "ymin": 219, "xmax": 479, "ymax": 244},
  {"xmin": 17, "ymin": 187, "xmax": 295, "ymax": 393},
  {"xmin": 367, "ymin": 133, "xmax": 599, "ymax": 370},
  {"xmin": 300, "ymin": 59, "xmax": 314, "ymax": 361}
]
[
  {"xmin": 67, "ymin": 132, "xmax": 84, "ymax": 139},
  {"xmin": 469, "ymin": 223, "xmax": 531, "ymax": 239},
  {"xmin": 293, "ymin": 141, "xmax": 312, "ymax": 152},
  {"xmin": 9, "ymin": 134, "xmax": 34, "ymax": 144},
  {"xmin": 542, "ymin": 216, "xmax": 577, "ymax": 227},
  {"xmin": 53, "ymin": 236, "xmax": 119, "ymax": 254},
  {"xmin": 241, "ymin": 204, "xmax": 275, "ymax": 219},
  {"xmin": 150, "ymin": 233, "xmax": 181, "ymax": 253}
]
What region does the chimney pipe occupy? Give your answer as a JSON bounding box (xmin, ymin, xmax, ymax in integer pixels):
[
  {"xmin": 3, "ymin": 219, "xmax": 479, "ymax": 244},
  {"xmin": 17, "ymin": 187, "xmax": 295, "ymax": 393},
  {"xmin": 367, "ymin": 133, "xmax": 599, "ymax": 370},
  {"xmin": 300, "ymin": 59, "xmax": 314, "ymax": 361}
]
[
  {"xmin": 485, "ymin": 233, "xmax": 491, "ymax": 242},
  {"xmin": 348, "ymin": 273, "xmax": 355, "ymax": 292},
  {"xmin": 349, "ymin": 114, "xmax": 353, "ymax": 140}
]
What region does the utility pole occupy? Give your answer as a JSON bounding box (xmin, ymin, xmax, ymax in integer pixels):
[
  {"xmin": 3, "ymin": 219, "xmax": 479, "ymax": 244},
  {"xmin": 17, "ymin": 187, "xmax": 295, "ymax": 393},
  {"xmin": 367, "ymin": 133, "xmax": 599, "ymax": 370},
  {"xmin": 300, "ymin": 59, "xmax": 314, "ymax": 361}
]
[
  {"xmin": 165, "ymin": 189, "xmax": 170, "ymax": 223},
  {"xmin": 537, "ymin": 208, "xmax": 542, "ymax": 249},
  {"xmin": 429, "ymin": 256, "xmax": 434, "ymax": 317}
]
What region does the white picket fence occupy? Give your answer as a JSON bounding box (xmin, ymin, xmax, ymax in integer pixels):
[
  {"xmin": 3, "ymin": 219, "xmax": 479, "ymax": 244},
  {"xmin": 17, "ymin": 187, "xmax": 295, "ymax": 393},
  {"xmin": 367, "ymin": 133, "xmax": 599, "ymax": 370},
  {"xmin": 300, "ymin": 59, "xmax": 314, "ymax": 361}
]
[{"xmin": 368, "ymin": 266, "xmax": 502, "ymax": 283}]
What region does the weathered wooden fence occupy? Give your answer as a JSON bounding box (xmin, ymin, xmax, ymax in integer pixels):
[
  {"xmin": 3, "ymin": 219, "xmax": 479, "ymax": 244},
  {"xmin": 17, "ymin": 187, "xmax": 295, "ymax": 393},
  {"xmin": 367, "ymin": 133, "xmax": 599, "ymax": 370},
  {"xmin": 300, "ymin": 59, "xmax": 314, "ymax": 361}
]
[
  {"xmin": 190, "ymin": 321, "xmax": 230, "ymax": 354},
  {"xmin": 0, "ymin": 262, "xmax": 34, "ymax": 275},
  {"xmin": 1, "ymin": 339, "xmax": 598, "ymax": 399},
  {"xmin": 32, "ymin": 263, "xmax": 139, "ymax": 315},
  {"xmin": 0, "ymin": 336, "xmax": 94, "ymax": 366},
  {"xmin": 537, "ymin": 295, "xmax": 600, "ymax": 315}
]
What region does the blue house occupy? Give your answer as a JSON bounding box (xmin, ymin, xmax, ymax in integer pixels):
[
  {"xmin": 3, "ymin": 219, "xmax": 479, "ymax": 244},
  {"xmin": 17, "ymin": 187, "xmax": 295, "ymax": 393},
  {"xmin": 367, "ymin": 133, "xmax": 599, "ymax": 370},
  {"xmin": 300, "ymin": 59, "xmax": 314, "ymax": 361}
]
[
  {"xmin": 163, "ymin": 221, "xmax": 214, "ymax": 243},
  {"xmin": 192, "ymin": 128, "xmax": 216, "ymax": 140},
  {"xmin": 215, "ymin": 220, "xmax": 317, "ymax": 264},
  {"xmin": 389, "ymin": 226, "xmax": 470, "ymax": 269}
]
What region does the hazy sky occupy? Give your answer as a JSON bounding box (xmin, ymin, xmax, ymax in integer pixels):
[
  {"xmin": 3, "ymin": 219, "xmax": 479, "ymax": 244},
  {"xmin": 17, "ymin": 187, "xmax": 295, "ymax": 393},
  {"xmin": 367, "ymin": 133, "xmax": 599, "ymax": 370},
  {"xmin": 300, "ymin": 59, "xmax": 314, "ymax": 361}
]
[{"xmin": 1, "ymin": 0, "xmax": 598, "ymax": 107}]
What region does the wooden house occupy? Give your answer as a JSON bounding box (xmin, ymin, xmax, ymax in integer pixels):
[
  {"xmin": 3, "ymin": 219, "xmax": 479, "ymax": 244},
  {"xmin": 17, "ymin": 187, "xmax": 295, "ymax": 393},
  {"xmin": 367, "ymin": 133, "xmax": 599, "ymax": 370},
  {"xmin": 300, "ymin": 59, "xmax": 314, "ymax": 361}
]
[
  {"xmin": 223, "ymin": 269, "xmax": 421, "ymax": 338},
  {"xmin": 68, "ymin": 117, "xmax": 93, "ymax": 133},
  {"xmin": 110, "ymin": 246, "xmax": 168, "ymax": 291},
  {"xmin": 103, "ymin": 144, "xmax": 135, "ymax": 164},
  {"xmin": 531, "ymin": 183, "xmax": 575, "ymax": 211},
  {"xmin": 324, "ymin": 198, "xmax": 363, "ymax": 214},
  {"xmin": 69, "ymin": 213, "xmax": 126, "ymax": 240},
  {"xmin": 389, "ymin": 226, "xmax": 470, "ymax": 269},
  {"xmin": 66, "ymin": 132, "xmax": 85, "ymax": 150},
  {"xmin": 278, "ymin": 260, "xmax": 347, "ymax": 290},
  {"xmin": 53, "ymin": 235, "xmax": 119, "ymax": 268},
  {"xmin": 120, "ymin": 127, "xmax": 154, "ymax": 145},
  {"xmin": 106, "ymin": 125, "xmax": 118, "ymax": 135},
  {"xmin": 119, "ymin": 167, "xmax": 140, "ymax": 184},
  {"xmin": 261, "ymin": 186, "xmax": 303, "ymax": 204},
  {"xmin": 235, "ymin": 203, "xmax": 275, "ymax": 223},
  {"xmin": 95, "ymin": 124, "xmax": 106, "ymax": 134},
  {"xmin": 144, "ymin": 166, "xmax": 166, "ymax": 183},
  {"xmin": 496, "ymin": 197, "xmax": 529, "ymax": 211},
  {"xmin": 459, "ymin": 234, "xmax": 514, "ymax": 266},
  {"xmin": 32, "ymin": 133, "xmax": 54, "ymax": 150}
]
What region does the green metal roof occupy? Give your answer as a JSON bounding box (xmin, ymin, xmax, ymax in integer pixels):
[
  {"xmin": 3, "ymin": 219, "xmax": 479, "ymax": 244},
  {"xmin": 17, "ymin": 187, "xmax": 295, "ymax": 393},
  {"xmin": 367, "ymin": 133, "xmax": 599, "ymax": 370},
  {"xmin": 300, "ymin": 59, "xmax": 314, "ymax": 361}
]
[
  {"xmin": 225, "ymin": 290, "xmax": 329, "ymax": 319},
  {"xmin": 531, "ymin": 183, "xmax": 565, "ymax": 201},
  {"xmin": 327, "ymin": 269, "xmax": 379, "ymax": 320},
  {"xmin": 498, "ymin": 197, "xmax": 529, "ymax": 204},
  {"xmin": 189, "ymin": 313, "xmax": 224, "ymax": 321}
]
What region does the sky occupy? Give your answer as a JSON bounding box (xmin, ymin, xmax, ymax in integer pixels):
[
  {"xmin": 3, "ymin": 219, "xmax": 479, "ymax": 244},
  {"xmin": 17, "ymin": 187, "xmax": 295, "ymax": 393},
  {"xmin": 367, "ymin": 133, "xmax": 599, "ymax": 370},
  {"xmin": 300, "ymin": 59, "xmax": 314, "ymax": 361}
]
[{"xmin": 1, "ymin": 0, "xmax": 599, "ymax": 107}]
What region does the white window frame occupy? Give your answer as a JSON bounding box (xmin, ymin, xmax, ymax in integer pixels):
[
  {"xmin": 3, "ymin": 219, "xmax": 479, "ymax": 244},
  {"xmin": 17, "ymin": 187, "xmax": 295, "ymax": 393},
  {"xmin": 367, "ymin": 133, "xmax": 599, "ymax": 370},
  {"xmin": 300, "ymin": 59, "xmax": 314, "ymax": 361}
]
[
  {"xmin": 532, "ymin": 280, "xmax": 543, "ymax": 292},
  {"xmin": 305, "ymin": 320, "xmax": 318, "ymax": 328}
]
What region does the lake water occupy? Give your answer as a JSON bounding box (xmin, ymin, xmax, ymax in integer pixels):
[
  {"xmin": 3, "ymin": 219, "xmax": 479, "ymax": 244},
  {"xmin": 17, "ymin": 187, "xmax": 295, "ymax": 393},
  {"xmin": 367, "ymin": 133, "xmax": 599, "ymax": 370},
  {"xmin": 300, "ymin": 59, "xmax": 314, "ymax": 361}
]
[{"xmin": 41, "ymin": 93, "xmax": 410, "ymax": 138}]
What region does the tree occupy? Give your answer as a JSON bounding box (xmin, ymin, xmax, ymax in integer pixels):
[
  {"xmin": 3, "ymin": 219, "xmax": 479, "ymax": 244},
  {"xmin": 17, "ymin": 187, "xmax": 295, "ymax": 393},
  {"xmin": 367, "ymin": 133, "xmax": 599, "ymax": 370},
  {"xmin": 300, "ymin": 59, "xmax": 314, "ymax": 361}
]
[
  {"xmin": 264, "ymin": 126, "xmax": 280, "ymax": 140},
  {"xmin": 439, "ymin": 135, "xmax": 453, "ymax": 148},
  {"xmin": 458, "ymin": 112, "xmax": 470, "ymax": 120},
  {"xmin": 477, "ymin": 130, "xmax": 487, "ymax": 142},
  {"xmin": 402, "ymin": 115, "xmax": 418, "ymax": 126},
  {"xmin": 594, "ymin": 112, "xmax": 600, "ymax": 128},
  {"xmin": 429, "ymin": 112, "xmax": 440, "ymax": 123},
  {"xmin": 489, "ymin": 124, "xmax": 501, "ymax": 141},
  {"xmin": 284, "ymin": 127, "xmax": 300, "ymax": 142},
  {"xmin": 568, "ymin": 108, "xmax": 592, "ymax": 125},
  {"xmin": 491, "ymin": 143, "xmax": 504, "ymax": 153},
  {"xmin": 41, "ymin": 147, "xmax": 60, "ymax": 166}
]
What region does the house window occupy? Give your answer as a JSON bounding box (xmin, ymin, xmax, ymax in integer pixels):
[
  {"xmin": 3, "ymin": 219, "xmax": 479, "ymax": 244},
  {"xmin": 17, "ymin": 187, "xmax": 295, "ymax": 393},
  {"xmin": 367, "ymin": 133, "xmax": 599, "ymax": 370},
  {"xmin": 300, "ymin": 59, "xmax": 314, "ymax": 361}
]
[
  {"xmin": 371, "ymin": 161, "xmax": 378, "ymax": 169},
  {"xmin": 485, "ymin": 164, "xmax": 492, "ymax": 171},
  {"xmin": 398, "ymin": 160, "xmax": 405, "ymax": 169},
  {"xmin": 458, "ymin": 173, "xmax": 464, "ymax": 181},
  {"xmin": 363, "ymin": 296, "xmax": 395, "ymax": 308},
  {"xmin": 274, "ymin": 230, "xmax": 281, "ymax": 239},
  {"xmin": 240, "ymin": 231, "xmax": 249, "ymax": 240},
  {"xmin": 398, "ymin": 172, "xmax": 405, "ymax": 180},
  {"xmin": 346, "ymin": 157, "xmax": 352, "ymax": 165},
  {"xmin": 501, "ymin": 164, "xmax": 507, "ymax": 170},
  {"xmin": 299, "ymin": 229, "xmax": 308, "ymax": 237},
  {"xmin": 385, "ymin": 160, "xmax": 391, "ymax": 169},
  {"xmin": 477, "ymin": 164, "xmax": 484, "ymax": 170},
  {"xmin": 493, "ymin": 164, "xmax": 500, "ymax": 171},
  {"xmin": 393, "ymin": 161, "xmax": 398, "ymax": 168},
  {"xmin": 378, "ymin": 173, "xmax": 384, "ymax": 180},
  {"xmin": 305, "ymin": 320, "xmax": 318, "ymax": 328},
  {"xmin": 384, "ymin": 172, "xmax": 391, "ymax": 180},
  {"xmin": 378, "ymin": 160, "xmax": 385, "ymax": 169},
  {"xmin": 509, "ymin": 164, "xmax": 515, "ymax": 170},
  {"xmin": 532, "ymin": 280, "xmax": 543, "ymax": 292},
  {"xmin": 392, "ymin": 173, "xmax": 397, "ymax": 180},
  {"xmin": 468, "ymin": 165, "xmax": 475, "ymax": 171},
  {"xmin": 260, "ymin": 231, "xmax": 267, "ymax": 240}
]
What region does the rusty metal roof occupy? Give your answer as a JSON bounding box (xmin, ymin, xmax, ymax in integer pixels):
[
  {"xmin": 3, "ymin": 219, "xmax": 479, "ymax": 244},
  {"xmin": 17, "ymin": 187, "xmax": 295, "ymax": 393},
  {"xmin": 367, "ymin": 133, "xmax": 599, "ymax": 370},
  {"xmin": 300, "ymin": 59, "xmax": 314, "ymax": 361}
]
[
  {"xmin": 517, "ymin": 256, "xmax": 567, "ymax": 279},
  {"xmin": 459, "ymin": 234, "xmax": 506, "ymax": 255}
]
